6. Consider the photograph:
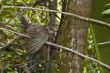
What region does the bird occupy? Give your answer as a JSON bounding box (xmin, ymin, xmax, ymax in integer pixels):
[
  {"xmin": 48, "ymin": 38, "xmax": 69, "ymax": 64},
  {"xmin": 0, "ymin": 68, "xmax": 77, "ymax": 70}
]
[
  {"xmin": 17, "ymin": 12, "xmax": 49, "ymax": 54},
  {"xmin": 17, "ymin": 12, "xmax": 50, "ymax": 72}
]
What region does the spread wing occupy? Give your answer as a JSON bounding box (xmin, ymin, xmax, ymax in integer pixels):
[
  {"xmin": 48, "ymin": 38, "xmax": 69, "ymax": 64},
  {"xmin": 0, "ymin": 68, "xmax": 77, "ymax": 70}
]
[
  {"xmin": 17, "ymin": 13, "xmax": 49, "ymax": 54},
  {"xmin": 27, "ymin": 25, "xmax": 49, "ymax": 54}
]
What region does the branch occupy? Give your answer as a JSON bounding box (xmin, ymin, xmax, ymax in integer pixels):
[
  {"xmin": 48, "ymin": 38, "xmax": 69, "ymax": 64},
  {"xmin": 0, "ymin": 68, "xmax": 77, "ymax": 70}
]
[
  {"xmin": 0, "ymin": 36, "xmax": 19, "ymax": 50},
  {"xmin": 98, "ymin": 41, "xmax": 110, "ymax": 45},
  {"xmin": 46, "ymin": 42, "xmax": 110, "ymax": 70},
  {"xmin": 0, "ymin": 28, "xmax": 29, "ymax": 38},
  {"xmin": 2, "ymin": 6, "xmax": 110, "ymax": 28},
  {"xmin": 0, "ymin": 27, "xmax": 110, "ymax": 70}
]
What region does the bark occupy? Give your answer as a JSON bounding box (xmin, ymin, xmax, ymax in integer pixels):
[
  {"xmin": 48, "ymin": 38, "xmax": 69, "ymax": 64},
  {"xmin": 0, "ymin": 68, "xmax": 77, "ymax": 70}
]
[{"xmin": 55, "ymin": 0, "xmax": 92, "ymax": 73}]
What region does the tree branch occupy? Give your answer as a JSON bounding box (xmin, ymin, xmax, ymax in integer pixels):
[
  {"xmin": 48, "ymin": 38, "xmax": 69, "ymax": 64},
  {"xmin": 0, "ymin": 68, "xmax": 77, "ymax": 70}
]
[
  {"xmin": 2, "ymin": 5, "xmax": 110, "ymax": 28},
  {"xmin": 0, "ymin": 36, "xmax": 19, "ymax": 49},
  {"xmin": 46, "ymin": 42, "xmax": 110, "ymax": 70},
  {"xmin": 0, "ymin": 27, "xmax": 110, "ymax": 70}
]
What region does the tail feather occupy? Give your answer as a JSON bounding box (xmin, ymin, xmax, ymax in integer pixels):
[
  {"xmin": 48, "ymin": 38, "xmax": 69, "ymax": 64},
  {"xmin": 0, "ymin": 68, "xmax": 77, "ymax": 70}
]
[{"xmin": 17, "ymin": 12, "xmax": 29, "ymax": 29}]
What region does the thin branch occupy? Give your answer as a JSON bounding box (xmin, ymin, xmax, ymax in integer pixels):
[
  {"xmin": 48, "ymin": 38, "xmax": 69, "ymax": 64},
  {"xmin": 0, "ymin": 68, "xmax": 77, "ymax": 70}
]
[
  {"xmin": 0, "ymin": 28, "xmax": 29, "ymax": 38},
  {"xmin": 1, "ymin": 23, "xmax": 106, "ymax": 49},
  {"xmin": 2, "ymin": 6, "xmax": 110, "ymax": 28},
  {"xmin": 98, "ymin": 40, "xmax": 110, "ymax": 45},
  {"xmin": 46, "ymin": 42, "xmax": 110, "ymax": 70},
  {"xmin": 0, "ymin": 36, "xmax": 19, "ymax": 50},
  {"xmin": 0, "ymin": 27, "xmax": 110, "ymax": 70}
]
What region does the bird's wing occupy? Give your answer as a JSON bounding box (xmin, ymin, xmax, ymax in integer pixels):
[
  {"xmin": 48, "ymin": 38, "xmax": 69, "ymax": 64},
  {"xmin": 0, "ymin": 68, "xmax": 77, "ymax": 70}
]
[{"xmin": 27, "ymin": 25, "xmax": 49, "ymax": 54}]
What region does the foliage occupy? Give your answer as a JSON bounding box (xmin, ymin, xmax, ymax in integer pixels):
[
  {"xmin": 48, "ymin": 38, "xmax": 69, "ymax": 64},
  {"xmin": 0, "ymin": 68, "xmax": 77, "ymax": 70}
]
[
  {"xmin": 91, "ymin": 0, "xmax": 110, "ymax": 73},
  {"xmin": 102, "ymin": 4, "xmax": 110, "ymax": 15},
  {"xmin": 0, "ymin": 0, "xmax": 50, "ymax": 72},
  {"xmin": 0, "ymin": 0, "xmax": 110, "ymax": 73}
]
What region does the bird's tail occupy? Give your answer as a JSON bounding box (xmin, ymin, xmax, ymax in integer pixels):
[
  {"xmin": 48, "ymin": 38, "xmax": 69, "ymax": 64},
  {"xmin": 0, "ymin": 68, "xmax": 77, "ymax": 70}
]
[{"xmin": 16, "ymin": 12, "xmax": 29, "ymax": 29}]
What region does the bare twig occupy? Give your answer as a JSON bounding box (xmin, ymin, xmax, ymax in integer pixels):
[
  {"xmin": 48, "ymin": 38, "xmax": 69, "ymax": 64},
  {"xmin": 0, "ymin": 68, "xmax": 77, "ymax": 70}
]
[
  {"xmin": 2, "ymin": 6, "xmax": 110, "ymax": 28},
  {"xmin": 46, "ymin": 42, "xmax": 110, "ymax": 70},
  {"xmin": 0, "ymin": 36, "xmax": 19, "ymax": 50},
  {"xmin": 98, "ymin": 41, "xmax": 110, "ymax": 45},
  {"xmin": 0, "ymin": 28, "xmax": 29, "ymax": 38},
  {"xmin": 0, "ymin": 27, "xmax": 110, "ymax": 70}
]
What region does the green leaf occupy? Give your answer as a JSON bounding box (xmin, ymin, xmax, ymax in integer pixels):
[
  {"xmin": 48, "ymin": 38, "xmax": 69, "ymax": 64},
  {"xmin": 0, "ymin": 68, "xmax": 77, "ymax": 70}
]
[
  {"xmin": 102, "ymin": 9, "xmax": 110, "ymax": 15},
  {"xmin": 92, "ymin": 0, "xmax": 110, "ymax": 73},
  {"xmin": 105, "ymin": 3, "xmax": 110, "ymax": 8}
]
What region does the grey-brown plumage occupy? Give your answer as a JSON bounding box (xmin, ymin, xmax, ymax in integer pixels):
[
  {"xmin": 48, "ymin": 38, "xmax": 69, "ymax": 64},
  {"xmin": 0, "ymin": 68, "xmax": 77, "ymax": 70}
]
[
  {"xmin": 17, "ymin": 13, "xmax": 49, "ymax": 54},
  {"xmin": 27, "ymin": 24, "xmax": 49, "ymax": 54}
]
